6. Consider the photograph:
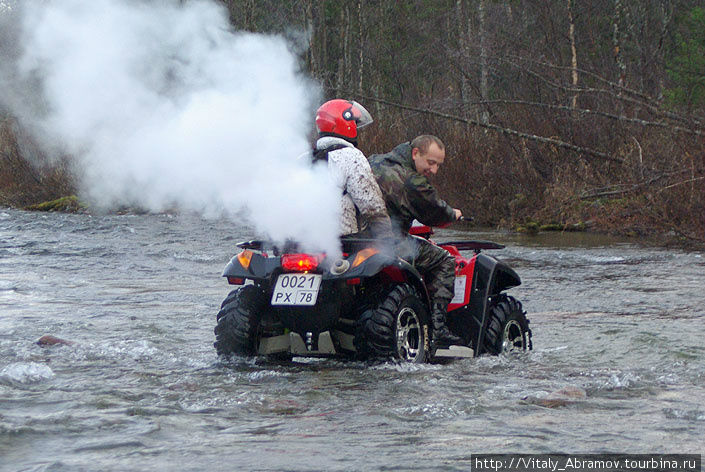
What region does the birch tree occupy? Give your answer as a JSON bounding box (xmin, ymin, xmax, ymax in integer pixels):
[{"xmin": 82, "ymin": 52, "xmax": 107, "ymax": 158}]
[{"xmin": 568, "ymin": 0, "xmax": 579, "ymax": 110}]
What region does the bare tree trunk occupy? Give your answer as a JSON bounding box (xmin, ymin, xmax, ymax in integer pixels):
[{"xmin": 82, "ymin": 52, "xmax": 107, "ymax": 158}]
[
  {"xmin": 344, "ymin": 4, "xmax": 351, "ymax": 87},
  {"xmin": 335, "ymin": 5, "xmax": 351, "ymax": 96},
  {"xmin": 304, "ymin": 0, "xmax": 318, "ymax": 80},
  {"xmin": 656, "ymin": 0, "xmax": 673, "ymax": 103},
  {"xmin": 456, "ymin": 0, "xmax": 470, "ymax": 117},
  {"xmin": 612, "ymin": 0, "xmax": 627, "ymax": 116},
  {"xmin": 357, "ymin": 0, "xmax": 364, "ymax": 94},
  {"xmin": 320, "ymin": 1, "xmax": 328, "ymax": 87},
  {"xmin": 568, "ymin": 0, "xmax": 579, "ymax": 110},
  {"xmin": 478, "ymin": 0, "xmax": 489, "ymax": 124},
  {"xmin": 372, "ymin": 1, "xmax": 383, "ymax": 117},
  {"xmin": 244, "ymin": 0, "xmax": 254, "ymax": 31}
]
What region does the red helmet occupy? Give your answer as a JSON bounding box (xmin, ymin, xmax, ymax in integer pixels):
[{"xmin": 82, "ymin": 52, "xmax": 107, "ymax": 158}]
[{"xmin": 315, "ymin": 99, "xmax": 373, "ymax": 140}]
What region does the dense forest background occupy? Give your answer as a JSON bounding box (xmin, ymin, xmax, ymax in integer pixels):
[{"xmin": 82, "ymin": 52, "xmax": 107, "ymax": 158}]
[{"xmin": 2, "ymin": 0, "xmax": 704, "ymax": 246}]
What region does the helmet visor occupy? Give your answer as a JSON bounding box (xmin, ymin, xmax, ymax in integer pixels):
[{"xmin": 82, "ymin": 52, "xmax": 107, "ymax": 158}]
[{"xmin": 350, "ymin": 101, "xmax": 373, "ymax": 130}]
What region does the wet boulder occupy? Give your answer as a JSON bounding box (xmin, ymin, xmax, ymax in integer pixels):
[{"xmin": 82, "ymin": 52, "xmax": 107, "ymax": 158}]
[{"xmin": 37, "ymin": 335, "xmax": 74, "ymax": 347}]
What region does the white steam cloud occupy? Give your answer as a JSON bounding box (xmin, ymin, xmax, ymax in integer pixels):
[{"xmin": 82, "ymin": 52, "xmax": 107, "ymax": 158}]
[{"xmin": 0, "ymin": 0, "xmax": 342, "ymax": 254}]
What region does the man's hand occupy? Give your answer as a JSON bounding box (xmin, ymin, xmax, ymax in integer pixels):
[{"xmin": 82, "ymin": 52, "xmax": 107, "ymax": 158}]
[{"xmin": 453, "ymin": 208, "xmax": 463, "ymax": 220}]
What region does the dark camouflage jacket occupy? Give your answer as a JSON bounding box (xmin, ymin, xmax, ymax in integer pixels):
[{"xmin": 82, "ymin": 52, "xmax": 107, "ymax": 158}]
[{"xmin": 368, "ymin": 142, "xmax": 456, "ymax": 234}]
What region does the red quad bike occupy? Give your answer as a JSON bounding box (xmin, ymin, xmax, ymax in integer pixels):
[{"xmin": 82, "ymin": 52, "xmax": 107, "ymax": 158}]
[{"xmin": 214, "ymin": 221, "xmax": 532, "ymax": 363}]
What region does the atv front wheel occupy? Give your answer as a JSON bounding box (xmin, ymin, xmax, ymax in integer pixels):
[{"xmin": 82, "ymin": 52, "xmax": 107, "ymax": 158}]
[
  {"xmin": 214, "ymin": 285, "xmax": 266, "ymax": 356},
  {"xmin": 355, "ymin": 284, "xmax": 430, "ymax": 363},
  {"xmin": 482, "ymin": 294, "xmax": 532, "ymax": 355}
]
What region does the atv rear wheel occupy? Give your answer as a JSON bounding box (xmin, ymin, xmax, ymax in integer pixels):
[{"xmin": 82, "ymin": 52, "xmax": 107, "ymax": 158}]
[
  {"xmin": 214, "ymin": 285, "xmax": 266, "ymax": 356},
  {"xmin": 482, "ymin": 294, "xmax": 531, "ymax": 355},
  {"xmin": 355, "ymin": 284, "xmax": 430, "ymax": 363}
]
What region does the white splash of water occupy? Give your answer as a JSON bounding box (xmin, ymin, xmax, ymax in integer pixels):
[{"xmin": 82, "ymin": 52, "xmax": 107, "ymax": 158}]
[
  {"xmin": 0, "ymin": 362, "xmax": 55, "ymax": 384},
  {"xmin": 0, "ymin": 0, "xmax": 341, "ymax": 255}
]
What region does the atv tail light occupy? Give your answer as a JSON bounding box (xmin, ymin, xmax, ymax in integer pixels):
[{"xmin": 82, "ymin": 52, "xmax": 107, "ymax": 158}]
[
  {"xmin": 346, "ymin": 277, "xmax": 361, "ymax": 285},
  {"xmin": 351, "ymin": 247, "xmax": 379, "ymax": 268},
  {"xmin": 227, "ymin": 277, "xmax": 245, "ymax": 285},
  {"xmin": 236, "ymin": 249, "xmax": 254, "ymax": 270},
  {"xmin": 281, "ymin": 253, "xmax": 321, "ymax": 272}
]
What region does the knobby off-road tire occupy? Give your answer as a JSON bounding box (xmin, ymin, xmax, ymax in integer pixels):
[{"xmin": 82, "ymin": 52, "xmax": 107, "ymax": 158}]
[
  {"xmin": 482, "ymin": 294, "xmax": 532, "ymax": 355},
  {"xmin": 355, "ymin": 284, "xmax": 430, "ymax": 363},
  {"xmin": 214, "ymin": 285, "xmax": 265, "ymax": 356}
]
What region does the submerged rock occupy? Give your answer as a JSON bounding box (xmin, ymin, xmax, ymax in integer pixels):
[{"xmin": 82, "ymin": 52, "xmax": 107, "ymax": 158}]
[
  {"xmin": 521, "ymin": 385, "xmax": 587, "ymax": 408},
  {"xmin": 37, "ymin": 335, "xmax": 74, "ymax": 347}
]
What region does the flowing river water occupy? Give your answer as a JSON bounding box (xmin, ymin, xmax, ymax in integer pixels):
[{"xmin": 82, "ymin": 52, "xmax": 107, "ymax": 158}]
[{"xmin": 1, "ymin": 209, "xmax": 703, "ymax": 471}]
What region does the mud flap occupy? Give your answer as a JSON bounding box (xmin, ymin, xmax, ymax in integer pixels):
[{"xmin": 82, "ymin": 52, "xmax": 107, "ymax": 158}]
[
  {"xmin": 258, "ymin": 331, "xmax": 338, "ymax": 356},
  {"xmin": 469, "ymin": 254, "xmax": 521, "ymax": 356}
]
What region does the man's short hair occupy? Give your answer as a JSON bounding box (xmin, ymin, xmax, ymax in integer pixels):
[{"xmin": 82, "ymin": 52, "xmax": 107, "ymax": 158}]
[{"xmin": 411, "ymin": 135, "xmax": 444, "ymax": 153}]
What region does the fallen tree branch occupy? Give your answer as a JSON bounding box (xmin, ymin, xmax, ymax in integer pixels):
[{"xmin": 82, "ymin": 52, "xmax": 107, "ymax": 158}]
[
  {"xmin": 496, "ymin": 57, "xmax": 705, "ymax": 129},
  {"xmin": 659, "ymin": 175, "xmax": 705, "ymax": 192},
  {"xmin": 356, "ymin": 94, "xmax": 624, "ymax": 164},
  {"xmin": 503, "ymin": 54, "xmax": 655, "ymax": 103},
  {"xmin": 460, "ymin": 99, "xmax": 704, "ymax": 137},
  {"xmin": 579, "ymin": 169, "xmax": 698, "ymax": 199}
]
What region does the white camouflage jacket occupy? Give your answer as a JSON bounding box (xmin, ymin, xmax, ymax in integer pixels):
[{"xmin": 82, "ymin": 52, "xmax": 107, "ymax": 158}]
[{"xmin": 315, "ymin": 136, "xmax": 393, "ymax": 238}]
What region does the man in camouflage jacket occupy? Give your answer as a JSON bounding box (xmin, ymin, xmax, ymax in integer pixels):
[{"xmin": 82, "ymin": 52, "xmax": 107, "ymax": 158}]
[{"xmin": 368, "ymin": 135, "xmax": 463, "ymax": 348}]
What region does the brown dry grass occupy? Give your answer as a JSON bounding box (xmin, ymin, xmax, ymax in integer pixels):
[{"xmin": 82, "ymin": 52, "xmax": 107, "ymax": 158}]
[{"xmin": 0, "ymin": 117, "xmax": 75, "ymax": 208}]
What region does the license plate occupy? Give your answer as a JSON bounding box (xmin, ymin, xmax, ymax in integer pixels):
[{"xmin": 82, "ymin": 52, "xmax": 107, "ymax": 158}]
[
  {"xmin": 271, "ymin": 273, "xmax": 322, "ymax": 306},
  {"xmin": 450, "ymin": 276, "xmax": 466, "ymax": 305}
]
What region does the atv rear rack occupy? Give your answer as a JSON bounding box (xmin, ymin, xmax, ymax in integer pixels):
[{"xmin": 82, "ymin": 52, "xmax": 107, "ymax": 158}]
[{"xmin": 438, "ymin": 240, "xmax": 505, "ymax": 252}]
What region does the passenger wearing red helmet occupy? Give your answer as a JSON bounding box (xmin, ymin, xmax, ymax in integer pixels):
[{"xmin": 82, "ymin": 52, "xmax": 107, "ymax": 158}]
[{"xmin": 313, "ymin": 99, "xmax": 393, "ymax": 239}]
